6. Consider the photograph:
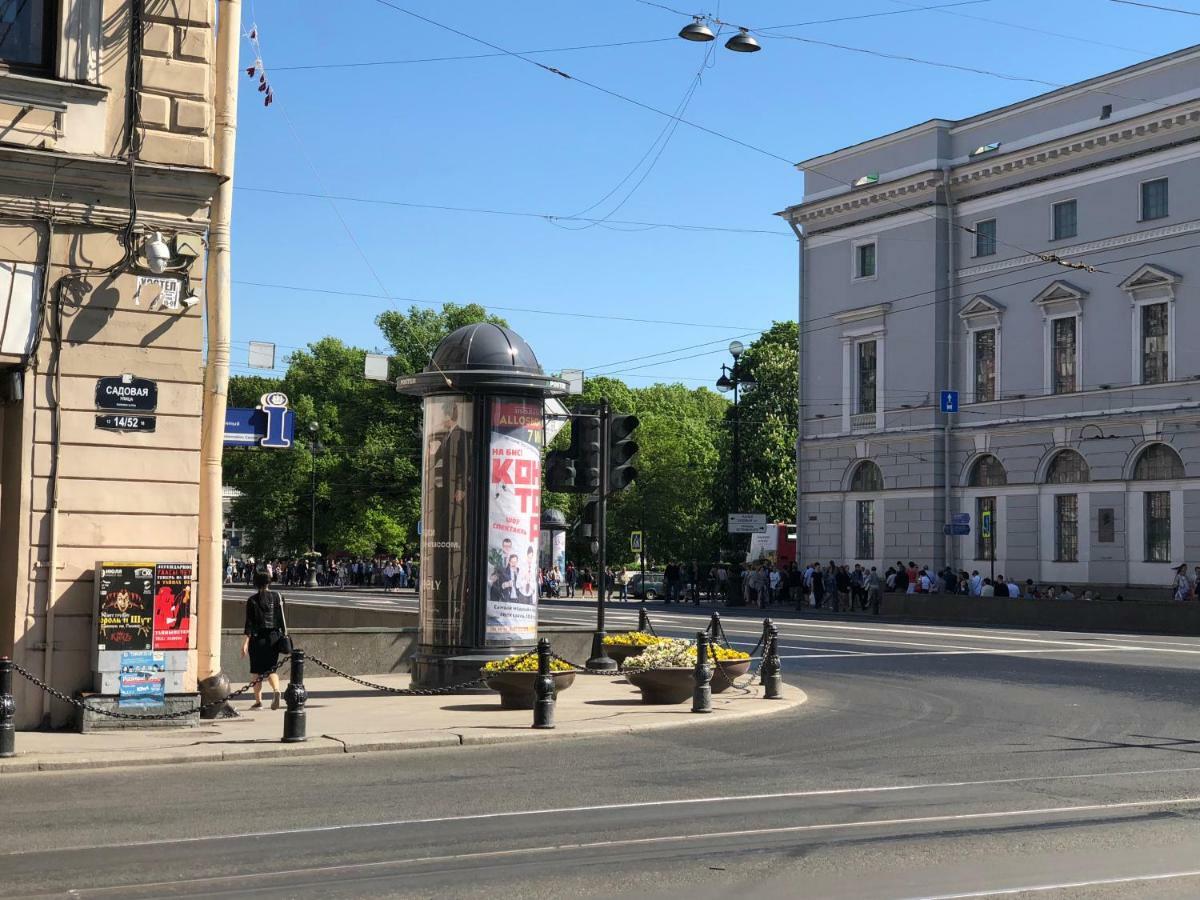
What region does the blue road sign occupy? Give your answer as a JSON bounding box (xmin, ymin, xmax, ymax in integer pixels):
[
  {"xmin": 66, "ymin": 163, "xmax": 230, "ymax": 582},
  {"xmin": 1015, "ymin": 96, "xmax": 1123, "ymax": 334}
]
[
  {"xmin": 940, "ymin": 390, "xmax": 959, "ymax": 413},
  {"xmin": 943, "ymin": 524, "xmax": 971, "ymax": 536},
  {"xmin": 224, "ymin": 407, "xmax": 295, "ymax": 448},
  {"xmin": 952, "ymin": 513, "xmax": 970, "ymax": 526}
]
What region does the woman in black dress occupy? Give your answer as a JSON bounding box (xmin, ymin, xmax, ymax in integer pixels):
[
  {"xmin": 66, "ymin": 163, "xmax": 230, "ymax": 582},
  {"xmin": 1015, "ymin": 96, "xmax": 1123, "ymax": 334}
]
[{"xmin": 241, "ymin": 572, "xmax": 288, "ymax": 709}]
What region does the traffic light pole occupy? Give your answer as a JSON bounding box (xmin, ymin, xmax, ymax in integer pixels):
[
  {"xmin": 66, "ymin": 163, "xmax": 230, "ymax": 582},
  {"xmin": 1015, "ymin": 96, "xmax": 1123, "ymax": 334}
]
[{"xmin": 586, "ymin": 399, "xmax": 617, "ymax": 671}]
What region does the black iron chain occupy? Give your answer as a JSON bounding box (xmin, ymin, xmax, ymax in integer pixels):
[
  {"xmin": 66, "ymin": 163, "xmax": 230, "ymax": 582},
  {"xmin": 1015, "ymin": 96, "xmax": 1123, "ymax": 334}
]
[
  {"xmin": 304, "ymin": 651, "xmax": 538, "ymax": 695},
  {"xmin": 547, "ymin": 651, "xmax": 627, "ymax": 676},
  {"xmin": 10, "ymin": 654, "xmax": 290, "ymax": 721}
]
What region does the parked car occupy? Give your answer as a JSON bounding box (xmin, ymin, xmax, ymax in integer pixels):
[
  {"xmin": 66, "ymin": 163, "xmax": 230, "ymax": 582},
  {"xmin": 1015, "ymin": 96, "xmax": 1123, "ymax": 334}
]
[{"xmin": 626, "ymin": 571, "xmax": 666, "ymax": 600}]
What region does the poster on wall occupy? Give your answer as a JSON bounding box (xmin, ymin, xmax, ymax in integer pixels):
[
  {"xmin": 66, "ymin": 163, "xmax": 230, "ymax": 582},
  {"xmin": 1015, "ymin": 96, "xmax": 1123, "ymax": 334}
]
[
  {"xmin": 152, "ymin": 563, "xmax": 193, "ymax": 650},
  {"xmin": 485, "ymin": 397, "xmax": 543, "ymax": 646},
  {"xmin": 117, "ymin": 651, "xmax": 166, "ymax": 707},
  {"xmin": 418, "ymin": 396, "xmax": 474, "ymax": 649},
  {"xmin": 96, "ymin": 563, "xmax": 155, "ymax": 651}
]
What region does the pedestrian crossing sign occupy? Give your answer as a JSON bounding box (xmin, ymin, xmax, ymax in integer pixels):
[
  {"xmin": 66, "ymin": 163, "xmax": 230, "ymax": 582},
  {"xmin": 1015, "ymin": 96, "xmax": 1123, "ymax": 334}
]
[{"xmin": 631, "ymin": 531, "xmax": 643, "ymax": 552}]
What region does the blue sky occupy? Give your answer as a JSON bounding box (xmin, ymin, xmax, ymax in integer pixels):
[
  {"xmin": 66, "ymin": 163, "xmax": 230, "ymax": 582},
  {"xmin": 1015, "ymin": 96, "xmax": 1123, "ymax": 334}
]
[{"xmin": 228, "ymin": 0, "xmax": 1188, "ymax": 387}]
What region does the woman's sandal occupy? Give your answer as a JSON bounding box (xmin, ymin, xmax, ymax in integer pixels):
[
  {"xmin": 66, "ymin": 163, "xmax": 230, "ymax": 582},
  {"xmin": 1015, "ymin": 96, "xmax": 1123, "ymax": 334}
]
[
  {"xmin": 250, "ymin": 701, "xmax": 263, "ymax": 710},
  {"xmin": 271, "ymin": 692, "xmax": 281, "ymax": 710}
]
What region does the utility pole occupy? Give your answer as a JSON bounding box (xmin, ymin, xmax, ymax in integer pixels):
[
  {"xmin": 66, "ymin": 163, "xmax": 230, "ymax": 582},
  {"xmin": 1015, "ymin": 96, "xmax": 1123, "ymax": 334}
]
[
  {"xmin": 586, "ymin": 399, "xmax": 616, "ymax": 671},
  {"xmin": 197, "ymin": 0, "xmax": 241, "ymax": 717}
]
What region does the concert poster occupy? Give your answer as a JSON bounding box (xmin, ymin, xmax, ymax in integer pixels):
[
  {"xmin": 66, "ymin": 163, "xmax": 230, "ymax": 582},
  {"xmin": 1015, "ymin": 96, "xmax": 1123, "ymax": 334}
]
[
  {"xmin": 96, "ymin": 563, "xmax": 155, "ymax": 651},
  {"xmin": 152, "ymin": 562, "xmax": 193, "ymax": 651}
]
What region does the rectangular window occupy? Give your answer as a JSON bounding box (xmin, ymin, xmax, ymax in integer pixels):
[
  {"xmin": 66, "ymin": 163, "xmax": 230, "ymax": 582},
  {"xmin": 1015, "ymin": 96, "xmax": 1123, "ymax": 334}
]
[
  {"xmin": 855, "ymin": 500, "xmax": 875, "ymax": 560},
  {"xmin": 1052, "ymin": 317, "xmax": 1077, "ymax": 394},
  {"xmin": 1052, "ymin": 200, "xmax": 1077, "ymax": 241},
  {"xmin": 1141, "ymin": 302, "xmax": 1169, "ymax": 385},
  {"xmin": 1145, "ymin": 491, "xmax": 1171, "ymax": 563},
  {"xmin": 857, "ymin": 340, "xmax": 877, "ymax": 415},
  {"xmin": 974, "ymin": 219, "xmax": 996, "ymax": 257},
  {"xmin": 974, "ymin": 329, "xmax": 996, "ymax": 402},
  {"xmin": 1141, "ymin": 178, "xmax": 1169, "ymax": 221},
  {"xmin": 976, "ymin": 496, "xmax": 996, "ymax": 562},
  {"xmin": 0, "ymin": 1, "xmax": 53, "ymax": 71},
  {"xmin": 1054, "ymin": 494, "xmax": 1079, "ymax": 562},
  {"xmin": 855, "ymin": 242, "xmax": 876, "ymax": 279}
]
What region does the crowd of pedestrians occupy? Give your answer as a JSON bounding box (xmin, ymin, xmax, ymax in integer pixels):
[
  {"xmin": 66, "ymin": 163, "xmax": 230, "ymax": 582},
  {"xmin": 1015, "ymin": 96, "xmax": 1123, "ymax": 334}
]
[{"xmin": 226, "ymin": 555, "xmax": 418, "ymax": 590}]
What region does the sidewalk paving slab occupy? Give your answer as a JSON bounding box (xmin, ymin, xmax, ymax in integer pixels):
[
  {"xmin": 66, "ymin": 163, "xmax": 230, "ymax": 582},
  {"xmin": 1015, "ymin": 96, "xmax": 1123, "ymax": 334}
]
[{"xmin": 2, "ymin": 671, "xmax": 804, "ymax": 774}]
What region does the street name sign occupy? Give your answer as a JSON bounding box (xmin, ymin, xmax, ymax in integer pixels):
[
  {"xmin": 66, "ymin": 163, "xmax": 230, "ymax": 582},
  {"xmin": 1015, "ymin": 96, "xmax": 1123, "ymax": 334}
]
[
  {"xmin": 728, "ymin": 513, "xmax": 767, "ymax": 534},
  {"xmin": 952, "ymin": 513, "xmax": 970, "ymax": 526},
  {"xmin": 943, "ymin": 524, "xmax": 970, "ymax": 536},
  {"xmin": 95, "ymin": 374, "xmax": 157, "ymax": 412}
]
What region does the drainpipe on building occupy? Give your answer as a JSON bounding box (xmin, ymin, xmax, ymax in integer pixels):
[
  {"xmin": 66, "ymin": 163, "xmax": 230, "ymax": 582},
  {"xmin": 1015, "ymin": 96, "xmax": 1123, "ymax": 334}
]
[
  {"xmin": 942, "ymin": 168, "xmax": 957, "ymax": 573},
  {"xmin": 787, "ymin": 218, "xmax": 805, "ymax": 556},
  {"xmin": 197, "ymin": 0, "xmax": 241, "ymax": 716}
]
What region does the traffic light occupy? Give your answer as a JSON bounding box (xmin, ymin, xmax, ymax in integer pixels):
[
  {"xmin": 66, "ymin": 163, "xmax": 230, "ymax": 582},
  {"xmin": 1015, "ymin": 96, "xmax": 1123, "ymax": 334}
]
[
  {"xmin": 573, "ymin": 415, "xmax": 602, "ymax": 493},
  {"xmin": 608, "ymin": 413, "xmax": 639, "ymax": 492},
  {"xmin": 544, "ymin": 449, "xmax": 576, "ymax": 493},
  {"xmin": 577, "ymin": 498, "xmax": 599, "ymax": 539}
]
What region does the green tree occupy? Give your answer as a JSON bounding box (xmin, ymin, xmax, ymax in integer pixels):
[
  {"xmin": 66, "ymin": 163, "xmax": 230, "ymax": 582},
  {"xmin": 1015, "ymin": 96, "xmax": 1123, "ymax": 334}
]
[
  {"xmin": 713, "ymin": 321, "xmax": 798, "ymax": 536},
  {"xmin": 223, "ymin": 304, "xmax": 504, "ymax": 558}
]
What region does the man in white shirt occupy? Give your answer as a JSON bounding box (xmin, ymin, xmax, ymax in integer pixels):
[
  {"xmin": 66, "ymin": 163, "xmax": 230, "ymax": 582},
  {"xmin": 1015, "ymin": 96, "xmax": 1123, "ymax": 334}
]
[
  {"xmin": 918, "ymin": 569, "xmax": 932, "ymax": 593},
  {"xmin": 970, "ymin": 570, "xmax": 983, "ymax": 596},
  {"xmin": 1006, "ymin": 577, "xmax": 1020, "ymax": 598},
  {"xmin": 981, "ymin": 579, "xmax": 996, "ymax": 597}
]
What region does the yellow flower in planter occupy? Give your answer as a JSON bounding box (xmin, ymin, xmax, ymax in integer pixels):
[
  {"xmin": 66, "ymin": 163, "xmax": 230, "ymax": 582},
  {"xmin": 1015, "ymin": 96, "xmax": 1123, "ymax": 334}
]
[
  {"xmin": 691, "ymin": 644, "xmax": 751, "ymax": 662},
  {"xmin": 482, "ymin": 653, "xmax": 573, "ymax": 674},
  {"xmin": 603, "ymin": 631, "xmax": 664, "ymax": 647}
]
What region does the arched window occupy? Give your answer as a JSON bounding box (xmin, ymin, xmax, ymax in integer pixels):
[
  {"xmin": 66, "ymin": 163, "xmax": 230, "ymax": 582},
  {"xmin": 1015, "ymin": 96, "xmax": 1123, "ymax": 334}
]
[
  {"xmin": 850, "ymin": 461, "xmax": 883, "ymax": 492},
  {"xmin": 969, "ymin": 454, "xmax": 1007, "ymax": 487},
  {"xmin": 1133, "ymin": 444, "xmax": 1184, "ymax": 481},
  {"xmin": 1046, "ymin": 450, "xmax": 1090, "ymax": 484}
]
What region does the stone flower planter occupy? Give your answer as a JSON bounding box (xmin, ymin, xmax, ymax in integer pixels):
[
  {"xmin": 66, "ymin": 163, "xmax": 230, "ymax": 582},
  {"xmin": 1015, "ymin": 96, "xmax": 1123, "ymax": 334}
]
[
  {"xmin": 625, "ymin": 667, "xmax": 694, "ymax": 705},
  {"xmin": 710, "ymin": 658, "xmax": 751, "ymax": 694},
  {"xmin": 604, "ymin": 643, "xmax": 647, "ymax": 668},
  {"xmin": 484, "ymin": 670, "xmax": 577, "ymax": 710}
]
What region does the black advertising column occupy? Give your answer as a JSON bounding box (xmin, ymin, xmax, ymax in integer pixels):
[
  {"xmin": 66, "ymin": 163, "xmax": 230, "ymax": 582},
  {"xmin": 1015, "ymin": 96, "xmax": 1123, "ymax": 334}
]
[{"xmin": 397, "ymin": 324, "xmax": 567, "ymax": 689}]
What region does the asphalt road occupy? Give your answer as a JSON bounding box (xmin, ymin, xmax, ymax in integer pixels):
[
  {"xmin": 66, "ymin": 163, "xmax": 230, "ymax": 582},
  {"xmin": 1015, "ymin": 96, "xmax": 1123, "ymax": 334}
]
[{"xmin": 9, "ymin": 593, "xmax": 1200, "ymax": 898}]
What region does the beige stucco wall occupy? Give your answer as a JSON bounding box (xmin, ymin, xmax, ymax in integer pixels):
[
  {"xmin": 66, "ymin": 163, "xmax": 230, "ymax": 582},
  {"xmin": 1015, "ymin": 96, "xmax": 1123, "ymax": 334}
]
[{"xmin": 0, "ymin": 1, "xmax": 218, "ymax": 727}]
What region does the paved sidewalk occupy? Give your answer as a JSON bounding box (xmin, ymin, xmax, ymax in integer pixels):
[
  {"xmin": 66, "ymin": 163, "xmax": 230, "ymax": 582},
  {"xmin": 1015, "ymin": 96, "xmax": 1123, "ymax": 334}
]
[{"xmin": 1, "ymin": 672, "xmax": 805, "ymax": 775}]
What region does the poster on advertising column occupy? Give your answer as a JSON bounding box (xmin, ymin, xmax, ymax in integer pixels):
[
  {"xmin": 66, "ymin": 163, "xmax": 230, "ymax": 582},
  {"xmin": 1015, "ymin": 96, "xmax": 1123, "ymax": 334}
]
[
  {"xmin": 485, "ymin": 397, "xmax": 543, "ymax": 646},
  {"xmin": 152, "ymin": 563, "xmax": 193, "ymax": 650},
  {"xmin": 96, "ymin": 563, "xmax": 155, "ymax": 651}
]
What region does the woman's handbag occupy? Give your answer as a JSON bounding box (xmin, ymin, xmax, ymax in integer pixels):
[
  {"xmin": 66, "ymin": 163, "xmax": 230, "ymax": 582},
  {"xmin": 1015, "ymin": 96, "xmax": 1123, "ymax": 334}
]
[{"xmin": 273, "ymin": 592, "xmax": 293, "ymax": 655}]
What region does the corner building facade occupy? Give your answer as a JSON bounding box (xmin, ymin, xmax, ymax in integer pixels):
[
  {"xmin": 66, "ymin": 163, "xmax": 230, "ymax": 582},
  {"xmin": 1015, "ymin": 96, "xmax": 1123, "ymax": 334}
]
[
  {"xmin": 780, "ymin": 45, "xmax": 1200, "ymax": 592},
  {"xmin": 0, "ymin": 0, "xmax": 218, "ymax": 727}
]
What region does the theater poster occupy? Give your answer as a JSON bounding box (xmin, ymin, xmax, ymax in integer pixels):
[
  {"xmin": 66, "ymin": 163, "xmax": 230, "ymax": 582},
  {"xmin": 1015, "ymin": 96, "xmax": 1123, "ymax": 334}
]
[
  {"xmin": 96, "ymin": 562, "xmax": 155, "ymax": 651},
  {"xmin": 485, "ymin": 397, "xmax": 542, "ymax": 646},
  {"xmin": 152, "ymin": 562, "xmax": 193, "ymax": 650}
]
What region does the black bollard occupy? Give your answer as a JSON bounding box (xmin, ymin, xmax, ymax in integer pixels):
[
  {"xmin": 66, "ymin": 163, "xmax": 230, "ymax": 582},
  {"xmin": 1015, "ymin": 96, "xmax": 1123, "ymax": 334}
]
[
  {"xmin": 707, "ymin": 611, "xmax": 722, "ymax": 644},
  {"xmin": 282, "ymin": 650, "xmax": 308, "ymax": 743},
  {"xmin": 638, "ymin": 604, "xmax": 650, "ymax": 634},
  {"xmin": 692, "ymin": 631, "xmax": 713, "ymax": 713},
  {"xmin": 759, "ymin": 617, "xmax": 773, "ymax": 654},
  {"xmin": 762, "ymin": 625, "xmax": 782, "ymax": 700},
  {"xmin": 532, "ymin": 638, "xmax": 555, "ymax": 729},
  {"xmin": 0, "ymin": 657, "xmax": 14, "ymax": 758}
]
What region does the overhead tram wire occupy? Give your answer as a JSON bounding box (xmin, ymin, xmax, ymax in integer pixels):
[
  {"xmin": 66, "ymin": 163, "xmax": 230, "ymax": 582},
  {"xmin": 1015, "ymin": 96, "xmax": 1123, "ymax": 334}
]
[
  {"xmin": 1109, "ymin": 0, "xmax": 1200, "ymax": 14},
  {"xmin": 234, "ymin": 186, "xmax": 791, "ymax": 237},
  {"xmin": 584, "ymin": 234, "xmax": 1200, "ymax": 377},
  {"xmin": 363, "ymin": 1, "xmax": 1144, "ymax": 276},
  {"xmin": 231, "ymin": 279, "xmax": 755, "ymax": 330}
]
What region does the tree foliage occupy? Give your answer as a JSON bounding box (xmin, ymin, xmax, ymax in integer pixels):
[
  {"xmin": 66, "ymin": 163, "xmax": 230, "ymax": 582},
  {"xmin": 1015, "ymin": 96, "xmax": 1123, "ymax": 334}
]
[
  {"xmin": 224, "ymin": 304, "xmax": 502, "ymax": 558},
  {"xmin": 713, "ymin": 321, "xmax": 799, "ymax": 536}
]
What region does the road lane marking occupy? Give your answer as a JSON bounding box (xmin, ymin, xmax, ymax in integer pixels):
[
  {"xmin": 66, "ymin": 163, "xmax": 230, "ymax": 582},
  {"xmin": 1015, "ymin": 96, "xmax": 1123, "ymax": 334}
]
[
  {"xmin": 910, "ymin": 868, "xmax": 1200, "ymax": 899},
  {"xmin": 776, "ymin": 647, "xmax": 1127, "ymax": 659},
  {"xmin": 59, "ymin": 796, "xmax": 1200, "ymax": 895},
  {"xmin": 17, "ymin": 766, "xmax": 1200, "ymax": 857}
]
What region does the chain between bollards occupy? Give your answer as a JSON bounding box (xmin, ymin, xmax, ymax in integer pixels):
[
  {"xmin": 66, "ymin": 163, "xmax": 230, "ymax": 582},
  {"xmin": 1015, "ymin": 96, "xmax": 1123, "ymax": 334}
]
[
  {"xmin": 0, "ymin": 656, "xmax": 14, "ymax": 759},
  {"xmin": 532, "ymin": 638, "xmax": 555, "ymax": 729},
  {"xmin": 282, "ymin": 649, "xmax": 307, "ymax": 743},
  {"xmin": 692, "ymin": 630, "xmax": 712, "ymax": 713},
  {"xmin": 761, "ymin": 624, "xmax": 782, "ymax": 700}
]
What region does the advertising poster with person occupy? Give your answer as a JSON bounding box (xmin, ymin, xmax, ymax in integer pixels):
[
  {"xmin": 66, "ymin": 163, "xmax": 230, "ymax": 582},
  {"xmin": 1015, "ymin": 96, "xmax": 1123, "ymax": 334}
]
[
  {"xmin": 152, "ymin": 562, "xmax": 193, "ymax": 650},
  {"xmin": 485, "ymin": 397, "xmax": 543, "ymax": 645},
  {"xmin": 96, "ymin": 563, "xmax": 155, "ymax": 651},
  {"xmin": 419, "ymin": 396, "xmax": 474, "ymax": 649}
]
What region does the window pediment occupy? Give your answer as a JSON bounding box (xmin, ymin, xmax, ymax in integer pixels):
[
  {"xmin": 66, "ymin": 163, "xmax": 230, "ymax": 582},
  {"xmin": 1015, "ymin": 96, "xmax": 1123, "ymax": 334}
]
[
  {"xmin": 1033, "ymin": 280, "xmax": 1087, "ymax": 317},
  {"xmin": 959, "ymin": 294, "xmax": 1005, "ymax": 319},
  {"xmin": 1119, "ymin": 263, "xmax": 1180, "ymax": 302}
]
